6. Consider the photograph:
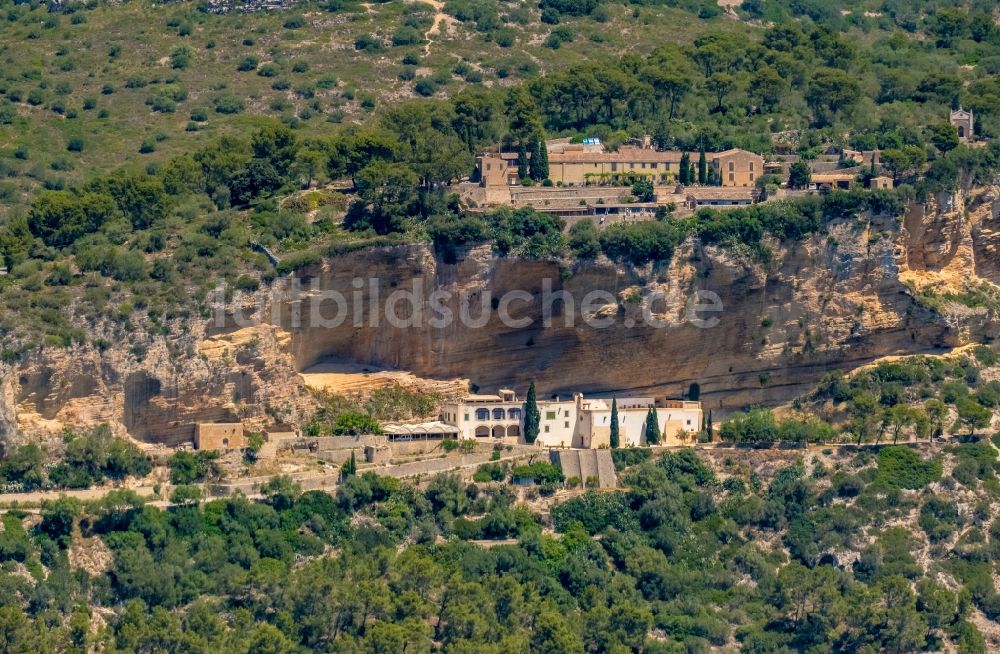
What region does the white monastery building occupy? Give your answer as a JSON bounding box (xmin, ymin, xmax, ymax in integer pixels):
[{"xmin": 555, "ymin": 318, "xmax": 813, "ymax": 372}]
[{"xmin": 440, "ymin": 389, "xmax": 703, "ymax": 448}]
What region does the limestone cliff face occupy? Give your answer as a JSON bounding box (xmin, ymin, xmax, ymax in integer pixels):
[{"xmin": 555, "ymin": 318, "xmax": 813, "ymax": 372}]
[
  {"xmin": 0, "ymin": 320, "xmax": 309, "ymax": 448},
  {"xmin": 0, "ymin": 191, "xmax": 998, "ymax": 446},
  {"xmin": 283, "ymin": 194, "xmax": 997, "ymax": 413},
  {"xmin": 971, "ymin": 187, "xmax": 1000, "ymax": 284}
]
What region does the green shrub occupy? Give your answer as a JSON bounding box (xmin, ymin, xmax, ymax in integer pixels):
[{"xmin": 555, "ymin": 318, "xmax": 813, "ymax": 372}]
[
  {"xmin": 167, "ymin": 450, "xmax": 221, "ymax": 484},
  {"xmin": 719, "ymin": 408, "xmax": 777, "ymax": 446},
  {"xmin": 510, "ymin": 462, "xmax": 564, "ymax": 484},
  {"xmin": 874, "ymin": 447, "xmax": 942, "ymax": 489},
  {"xmin": 473, "ymin": 462, "xmax": 505, "ymax": 482},
  {"xmin": 257, "ymin": 63, "xmax": 281, "ymax": 77},
  {"xmin": 237, "ymin": 56, "xmax": 259, "ymax": 72},
  {"xmin": 611, "ymin": 447, "xmax": 652, "ymax": 471},
  {"xmin": 332, "ymin": 412, "xmax": 381, "ymax": 436},
  {"xmin": 354, "ymin": 35, "xmax": 383, "ymax": 51},
  {"xmin": 919, "ymin": 496, "xmax": 961, "ymax": 543},
  {"xmin": 973, "ymin": 345, "xmax": 998, "ymax": 367},
  {"xmin": 214, "ymin": 94, "xmax": 245, "ymax": 114}
]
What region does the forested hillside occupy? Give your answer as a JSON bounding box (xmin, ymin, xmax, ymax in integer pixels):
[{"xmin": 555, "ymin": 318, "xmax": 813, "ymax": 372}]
[
  {"xmin": 0, "ymin": 0, "xmax": 998, "ymax": 211},
  {"xmin": 3, "ymin": 443, "xmax": 1000, "ymax": 652}
]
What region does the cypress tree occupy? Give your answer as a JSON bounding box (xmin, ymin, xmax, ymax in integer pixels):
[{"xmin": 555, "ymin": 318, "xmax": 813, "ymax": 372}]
[
  {"xmin": 679, "ymin": 152, "xmax": 690, "ymax": 184},
  {"xmin": 516, "ymin": 142, "xmax": 528, "ymax": 180},
  {"xmin": 530, "ymin": 135, "xmax": 549, "ymax": 181},
  {"xmin": 609, "ymin": 398, "xmax": 620, "ymax": 448},
  {"xmin": 706, "ymin": 409, "xmax": 713, "ymax": 440},
  {"xmin": 644, "ymin": 408, "xmax": 660, "ymax": 445},
  {"xmin": 698, "ymin": 146, "xmax": 707, "ymax": 184},
  {"xmin": 524, "ymin": 382, "xmax": 540, "ymax": 444},
  {"xmin": 528, "ymin": 137, "xmax": 541, "ymax": 181},
  {"xmin": 341, "ymin": 450, "xmax": 356, "ymax": 481},
  {"xmin": 539, "ymin": 140, "xmax": 549, "ymax": 180}
]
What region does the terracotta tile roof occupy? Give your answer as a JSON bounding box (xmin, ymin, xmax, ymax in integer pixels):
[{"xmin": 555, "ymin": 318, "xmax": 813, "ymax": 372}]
[
  {"xmin": 811, "ymin": 172, "xmax": 859, "ymax": 182},
  {"xmin": 489, "ymin": 147, "xmax": 761, "ymax": 165},
  {"xmin": 710, "ymin": 148, "xmax": 748, "ymax": 158},
  {"xmin": 549, "ymin": 147, "xmax": 690, "ymax": 164}
]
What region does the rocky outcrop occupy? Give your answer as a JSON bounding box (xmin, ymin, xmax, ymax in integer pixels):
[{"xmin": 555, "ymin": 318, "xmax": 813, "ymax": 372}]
[
  {"xmin": 2, "ymin": 321, "xmax": 310, "ymax": 449},
  {"xmin": 0, "ymin": 368, "xmax": 18, "ymax": 453},
  {"xmin": 972, "ymin": 187, "xmax": 1000, "ymax": 284},
  {"xmin": 279, "ymin": 203, "xmax": 996, "ymax": 413},
  {"xmin": 1, "ymin": 191, "xmax": 998, "ymax": 448}
]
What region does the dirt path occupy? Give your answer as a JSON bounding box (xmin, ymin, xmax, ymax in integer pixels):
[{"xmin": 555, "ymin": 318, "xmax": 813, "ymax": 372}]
[
  {"xmin": 415, "ymin": 0, "xmax": 456, "ymax": 56},
  {"xmin": 717, "ymin": 0, "xmax": 740, "ymax": 18},
  {"xmin": 0, "ymin": 484, "xmax": 160, "ymax": 509}
]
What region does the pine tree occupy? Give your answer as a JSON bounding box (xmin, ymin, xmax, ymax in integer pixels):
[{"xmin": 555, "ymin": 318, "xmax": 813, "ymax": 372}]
[
  {"xmin": 524, "ymin": 382, "xmax": 540, "ymax": 444},
  {"xmin": 698, "ymin": 146, "xmax": 707, "ymax": 185},
  {"xmin": 678, "ymin": 152, "xmax": 690, "ymax": 184},
  {"xmin": 644, "ymin": 408, "xmax": 660, "ymax": 445},
  {"xmin": 609, "ymin": 398, "xmax": 620, "ymax": 448},
  {"xmin": 516, "ymin": 142, "xmax": 528, "ymax": 180},
  {"xmin": 653, "ymin": 121, "xmax": 669, "ymax": 150}
]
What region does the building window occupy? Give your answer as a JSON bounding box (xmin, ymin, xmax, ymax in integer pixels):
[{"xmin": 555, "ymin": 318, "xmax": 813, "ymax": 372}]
[
  {"xmin": 749, "ymin": 162, "xmax": 754, "ymax": 172},
  {"xmin": 729, "ymin": 172, "xmax": 734, "ymax": 182},
  {"xmin": 564, "ymin": 421, "xmax": 569, "ymax": 428},
  {"xmin": 475, "ymin": 408, "xmax": 489, "ymax": 421},
  {"xmin": 546, "ymin": 411, "xmax": 556, "ymax": 420},
  {"xmin": 464, "ymin": 413, "xmax": 469, "ymax": 421},
  {"xmin": 508, "ymin": 408, "xmax": 521, "ymax": 420},
  {"xmin": 749, "ymin": 173, "xmax": 754, "ymax": 181},
  {"xmin": 492, "ymin": 408, "xmax": 505, "ymax": 420},
  {"xmin": 544, "ymin": 425, "xmax": 550, "ymax": 433},
  {"xmin": 611, "ymin": 163, "xmax": 617, "ymax": 172},
  {"xmin": 651, "ymin": 163, "xmax": 657, "ymax": 169}
]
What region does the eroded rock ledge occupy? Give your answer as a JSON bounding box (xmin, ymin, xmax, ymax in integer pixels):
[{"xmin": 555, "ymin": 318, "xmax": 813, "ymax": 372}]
[{"xmin": 2, "ymin": 190, "xmax": 998, "ymax": 447}]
